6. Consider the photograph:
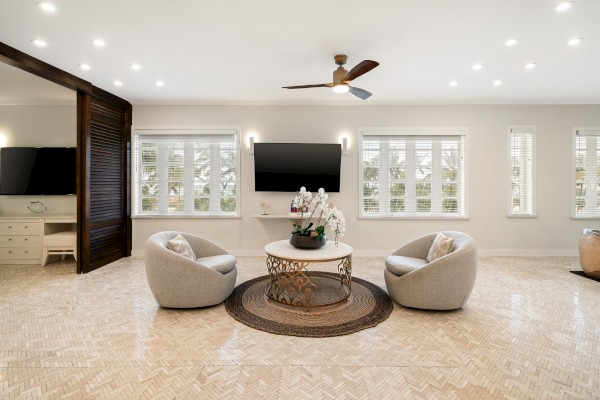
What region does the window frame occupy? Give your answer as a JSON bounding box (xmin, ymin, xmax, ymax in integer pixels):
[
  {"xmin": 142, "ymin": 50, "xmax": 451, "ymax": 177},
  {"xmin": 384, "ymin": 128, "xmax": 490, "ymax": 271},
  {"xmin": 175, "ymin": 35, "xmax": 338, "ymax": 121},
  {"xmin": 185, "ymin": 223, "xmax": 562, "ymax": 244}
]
[
  {"xmin": 131, "ymin": 126, "xmax": 241, "ymax": 218},
  {"xmin": 358, "ymin": 127, "xmax": 469, "ymax": 219},
  {"xmin": 572, "ymin": 127, "xmax": 600, "ymax": 219},
  {"xmin": 507, "ymin": 125, "xmax": 536, "ymax": 218}
]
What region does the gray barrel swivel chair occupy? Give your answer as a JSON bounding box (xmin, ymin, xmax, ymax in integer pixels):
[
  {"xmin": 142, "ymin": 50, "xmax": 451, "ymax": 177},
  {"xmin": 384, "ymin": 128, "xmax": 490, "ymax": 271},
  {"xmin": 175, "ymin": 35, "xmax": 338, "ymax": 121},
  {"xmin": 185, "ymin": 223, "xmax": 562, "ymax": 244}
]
[
  {"xmin": 145, "ymin": 231, "xmax": 237, "ymax": 308},
  {"xmin": 384, "ymin": 231, "xmax": 477, "ymax": 310}
]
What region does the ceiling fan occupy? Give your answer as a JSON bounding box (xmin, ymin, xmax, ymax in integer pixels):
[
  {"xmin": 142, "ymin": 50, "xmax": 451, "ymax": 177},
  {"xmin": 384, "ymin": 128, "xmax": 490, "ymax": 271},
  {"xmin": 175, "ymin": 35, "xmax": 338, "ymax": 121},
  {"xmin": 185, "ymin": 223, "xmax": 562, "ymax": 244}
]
[{"xmin": 282, "ymin": 54, "xmax": 380, "ymax": 100}]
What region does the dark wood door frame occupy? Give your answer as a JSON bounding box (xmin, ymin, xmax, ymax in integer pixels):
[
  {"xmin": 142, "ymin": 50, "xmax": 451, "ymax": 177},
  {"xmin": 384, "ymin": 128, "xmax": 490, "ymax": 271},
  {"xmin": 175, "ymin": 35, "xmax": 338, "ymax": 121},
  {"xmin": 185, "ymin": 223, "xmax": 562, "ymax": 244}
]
[{"xmin": 0, "ymin": 42, "xmax": 132, "ymax": 273}]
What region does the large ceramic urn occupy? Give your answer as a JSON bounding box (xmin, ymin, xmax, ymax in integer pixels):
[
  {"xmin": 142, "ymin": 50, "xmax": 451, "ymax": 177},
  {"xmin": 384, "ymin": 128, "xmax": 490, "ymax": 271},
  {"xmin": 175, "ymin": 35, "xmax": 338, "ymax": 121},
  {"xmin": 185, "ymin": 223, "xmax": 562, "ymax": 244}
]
[{"xmin": 578, "ymin": 229, "xmax": 600, "ymax": 278}]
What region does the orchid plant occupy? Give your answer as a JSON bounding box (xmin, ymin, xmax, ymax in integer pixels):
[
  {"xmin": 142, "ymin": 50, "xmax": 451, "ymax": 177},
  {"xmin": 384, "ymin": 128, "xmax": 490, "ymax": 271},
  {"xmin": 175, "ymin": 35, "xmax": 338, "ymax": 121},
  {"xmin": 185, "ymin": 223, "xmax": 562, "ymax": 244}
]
[{"xmin": 291, "ymin": 187, "xmax": 346, "ymax": 245}]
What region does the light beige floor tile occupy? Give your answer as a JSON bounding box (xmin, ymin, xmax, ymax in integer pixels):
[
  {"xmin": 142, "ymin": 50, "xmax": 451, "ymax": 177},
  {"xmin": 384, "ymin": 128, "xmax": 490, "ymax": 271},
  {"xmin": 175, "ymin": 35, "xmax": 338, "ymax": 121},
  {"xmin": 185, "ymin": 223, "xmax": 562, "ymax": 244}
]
[{"xmin": 0, "ymin": 255, "xmax": 598, "ymax": 399}]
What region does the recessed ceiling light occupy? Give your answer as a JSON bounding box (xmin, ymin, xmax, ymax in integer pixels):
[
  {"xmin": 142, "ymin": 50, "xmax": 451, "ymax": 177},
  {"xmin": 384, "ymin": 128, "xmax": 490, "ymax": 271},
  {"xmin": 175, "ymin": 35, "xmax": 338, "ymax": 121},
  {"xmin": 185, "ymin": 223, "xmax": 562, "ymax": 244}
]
[
  {"xmin": 155, "ymin": 80, "xmax": 165, "ymax": 87},
  {"xmin": 113, "ymin": 80, "xmax": 122, "ymax": 87},
  {"xmin": 568, "ymin": 37, "xmax": 582, "ymax": 46},
  {"xmin": 130, "ymin": 63, "xmax": 141, "ymax": 71},
  {"xmin": 32, "ymin": 39, "xmax": 47, "ymax": 47},
  {"xmin": 79, "ymin": 64, "xmax": 91, "ymax": 70},
  {"xmin": 524, "ymin": 63, "xmax": 536, "ymax": 70},
  {"xmin": 555, "ymin": 1, "xmax": 573, "ymax": 12},
  {"xmin": 36, "ymin": 2, "xmax": 56, "ymax": 12},
  {"xmin": 449, "ymin": 80, "xmax": 458, "ymax": 87},
  {"xmin": 493, "ymin": 80, "xmax": 503, "ymax": 86},
  {"xmin": 504, "ymin": 38, "xmax": 518, "ymax": 47},
  {"xmin": 91, "ymin": 39, "xmax": 105, "ymax": 47},
  {"xmin": 472, "ymin": 63, "xmax": 483, "ymax": 71}
]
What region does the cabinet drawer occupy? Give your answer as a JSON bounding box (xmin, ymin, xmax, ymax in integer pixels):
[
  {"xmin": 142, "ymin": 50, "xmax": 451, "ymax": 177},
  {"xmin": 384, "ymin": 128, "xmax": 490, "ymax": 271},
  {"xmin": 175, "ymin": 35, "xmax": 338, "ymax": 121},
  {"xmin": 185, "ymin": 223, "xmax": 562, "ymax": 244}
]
[
  {"xmin": 0, "ymin": 236, "xmax": 42, "ymax": 247},
  {"xmin": 0, "ymin": 222, "xmax": 42, "ymax": 235},
  {"xmin": 0, "ymin": 247, "xmax": 41, "ymax": 260}
]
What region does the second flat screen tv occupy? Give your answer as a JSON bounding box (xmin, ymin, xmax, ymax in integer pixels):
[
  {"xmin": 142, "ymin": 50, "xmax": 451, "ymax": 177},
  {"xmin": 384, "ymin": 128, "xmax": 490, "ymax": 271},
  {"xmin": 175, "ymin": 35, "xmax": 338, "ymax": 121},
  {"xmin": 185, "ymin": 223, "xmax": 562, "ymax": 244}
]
[{"xmin": 254, "ymin": 143, "xmax": 341, "ymax": 192}]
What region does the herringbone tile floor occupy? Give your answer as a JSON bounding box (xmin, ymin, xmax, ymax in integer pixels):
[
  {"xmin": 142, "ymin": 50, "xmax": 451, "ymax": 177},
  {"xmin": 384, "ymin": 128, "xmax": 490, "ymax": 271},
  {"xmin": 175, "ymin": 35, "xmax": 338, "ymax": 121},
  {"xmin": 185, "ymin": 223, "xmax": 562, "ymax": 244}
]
[{"xmin": 0, "ymin": 255, "xmax": 598, "ymax": 399}]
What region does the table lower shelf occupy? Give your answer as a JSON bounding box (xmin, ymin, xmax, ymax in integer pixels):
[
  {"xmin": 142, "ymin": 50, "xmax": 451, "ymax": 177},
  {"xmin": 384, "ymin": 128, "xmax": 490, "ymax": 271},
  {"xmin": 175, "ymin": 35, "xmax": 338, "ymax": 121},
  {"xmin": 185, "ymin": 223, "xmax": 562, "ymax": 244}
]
[{"xmin": 265, "ymin": 271, "xmax": 351, "ymax": 308}]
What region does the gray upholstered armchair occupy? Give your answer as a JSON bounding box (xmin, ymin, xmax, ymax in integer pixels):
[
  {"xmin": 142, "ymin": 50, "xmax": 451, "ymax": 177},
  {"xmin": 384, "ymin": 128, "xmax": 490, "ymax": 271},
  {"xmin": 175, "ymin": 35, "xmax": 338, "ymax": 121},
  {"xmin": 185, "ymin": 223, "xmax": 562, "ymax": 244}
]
[
  {"xmin": 144, "ymin": 231, "xmax": 237, "ymax": 308},
  {"xmin": 383, "ymin": 231, "xmax": 477, "ymax": 310}
]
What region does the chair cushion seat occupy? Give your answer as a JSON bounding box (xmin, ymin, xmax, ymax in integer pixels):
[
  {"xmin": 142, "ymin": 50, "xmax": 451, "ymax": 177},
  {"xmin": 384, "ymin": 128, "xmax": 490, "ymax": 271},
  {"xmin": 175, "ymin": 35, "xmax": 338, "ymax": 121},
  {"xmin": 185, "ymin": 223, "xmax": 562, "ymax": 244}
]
[
  {"xmin": 385, "ymin": 255, "xmax": 427, "ymax": 276},
  {"xmin": 196, "ymin": 255, "xmax": 236, "ymax": 274},
  {"xmin": 44, "ymin": 231, "xmax": 76, "ymax": 246}
]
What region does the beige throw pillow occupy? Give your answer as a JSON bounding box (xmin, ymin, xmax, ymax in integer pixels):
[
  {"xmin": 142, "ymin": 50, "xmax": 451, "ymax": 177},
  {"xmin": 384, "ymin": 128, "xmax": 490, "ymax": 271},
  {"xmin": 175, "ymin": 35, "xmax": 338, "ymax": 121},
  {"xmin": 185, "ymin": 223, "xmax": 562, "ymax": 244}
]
[
  {"xmin": 167, "ymin": 234, "xmax": 196, "ymax": 260},
  {"xmin": 426, "ymin": 232, "xmax": 454, "ymax": 262}
]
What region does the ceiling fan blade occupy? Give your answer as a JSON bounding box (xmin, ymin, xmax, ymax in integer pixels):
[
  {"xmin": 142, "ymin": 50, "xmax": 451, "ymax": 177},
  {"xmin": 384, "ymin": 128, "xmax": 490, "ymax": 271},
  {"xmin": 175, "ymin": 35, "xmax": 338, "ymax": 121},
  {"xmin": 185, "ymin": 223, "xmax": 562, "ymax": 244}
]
[
  {"xmin": 343, "ymin": 60, "xmax": 379, "ymax": 82},
  {"xmin": 282, "ymin": 83, "xmax": 334, "ymax": 89},
  {"xmin": 349, "ymin": 86, "xmax": 372, "ymax": 100}
]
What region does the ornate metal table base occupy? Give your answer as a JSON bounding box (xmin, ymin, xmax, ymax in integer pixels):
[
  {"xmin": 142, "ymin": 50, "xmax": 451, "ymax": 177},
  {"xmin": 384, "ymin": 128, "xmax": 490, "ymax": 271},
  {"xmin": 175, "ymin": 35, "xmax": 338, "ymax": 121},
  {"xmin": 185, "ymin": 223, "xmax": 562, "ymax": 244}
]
[{"xmin": 265, "ymin": 254, "xmax": 352, "ymax": 307}]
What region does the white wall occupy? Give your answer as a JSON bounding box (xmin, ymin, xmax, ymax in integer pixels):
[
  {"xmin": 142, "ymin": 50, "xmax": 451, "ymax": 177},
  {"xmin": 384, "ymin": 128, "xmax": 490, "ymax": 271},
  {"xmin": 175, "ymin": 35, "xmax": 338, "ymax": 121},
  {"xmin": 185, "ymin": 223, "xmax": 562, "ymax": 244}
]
[
  {"xmin": 132, "ymin": 105, "xmax": 600, "ymax": 255},
  {"xmin": 0, "ymin": 105, "xmax": 77, "ymax": 214}
]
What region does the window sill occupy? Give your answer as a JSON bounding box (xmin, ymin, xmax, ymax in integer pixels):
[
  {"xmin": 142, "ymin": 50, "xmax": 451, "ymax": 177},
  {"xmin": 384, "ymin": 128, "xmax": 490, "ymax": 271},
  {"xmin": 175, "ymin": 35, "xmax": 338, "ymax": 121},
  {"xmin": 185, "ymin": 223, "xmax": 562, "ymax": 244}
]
[
  {"xmin": 570, "ymin": 216, "xmax": 600, "ymax": 220},
  {"xmin": 132, "ymin": 214, "xmax": 240, "ymax": 219},
  {"xmin": 358, "ymin": 215, "xmax": 469, "ymax": 220},
  {"xmin": 506, "ymin": 214, "xmax": 537, "ymax": 219}
]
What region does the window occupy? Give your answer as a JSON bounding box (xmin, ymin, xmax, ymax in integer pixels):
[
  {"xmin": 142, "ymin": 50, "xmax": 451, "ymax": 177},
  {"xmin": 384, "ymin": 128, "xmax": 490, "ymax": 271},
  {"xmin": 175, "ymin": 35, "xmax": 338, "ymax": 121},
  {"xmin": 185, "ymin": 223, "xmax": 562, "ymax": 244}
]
[
  {"xmin": 508, "ymin": 126, "xmax": 536, "ymax": 216},
  {"xmin": 573, "ymin": 128, "xmax": 600, "ymax": 218},
  {"xmin": 360, "ymin": 128, "xmax": 467, "ymax": 218},
  {"xmin": 133, "ymin": 128, "xmax": 239, "ymax": 217}
]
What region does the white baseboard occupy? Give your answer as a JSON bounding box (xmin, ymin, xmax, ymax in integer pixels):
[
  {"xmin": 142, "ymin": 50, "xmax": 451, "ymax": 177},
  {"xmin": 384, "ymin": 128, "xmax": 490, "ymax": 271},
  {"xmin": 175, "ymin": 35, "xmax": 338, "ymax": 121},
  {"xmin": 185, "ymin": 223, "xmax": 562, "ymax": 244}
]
[
  {"xmin": 478, "ymin": 249, "xmax": 578, "ymax": 256},
  {"xmin": 131, "ymin": 248, "xmax": 578, "ymax": 258}
]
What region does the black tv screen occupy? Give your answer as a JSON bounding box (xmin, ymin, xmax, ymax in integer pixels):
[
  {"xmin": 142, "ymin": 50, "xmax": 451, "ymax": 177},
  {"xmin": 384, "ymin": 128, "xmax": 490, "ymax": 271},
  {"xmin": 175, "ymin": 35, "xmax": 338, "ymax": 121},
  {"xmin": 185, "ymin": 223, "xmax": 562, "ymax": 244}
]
[
  {"xmin": 0, "ymin": 147, "xmax": 76, "ymax": 195},
  {"xmin": 254, "ymin": 143, "xmax": 341, "ymax": 192}
]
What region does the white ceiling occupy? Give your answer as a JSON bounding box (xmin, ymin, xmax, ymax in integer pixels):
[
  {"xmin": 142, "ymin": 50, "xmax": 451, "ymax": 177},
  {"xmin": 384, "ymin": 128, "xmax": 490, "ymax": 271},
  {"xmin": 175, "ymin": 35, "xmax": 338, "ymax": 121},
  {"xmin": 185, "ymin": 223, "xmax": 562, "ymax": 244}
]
[{"xmin": 1, "ymin": 0, "xmax": 599, "ymax": 105}]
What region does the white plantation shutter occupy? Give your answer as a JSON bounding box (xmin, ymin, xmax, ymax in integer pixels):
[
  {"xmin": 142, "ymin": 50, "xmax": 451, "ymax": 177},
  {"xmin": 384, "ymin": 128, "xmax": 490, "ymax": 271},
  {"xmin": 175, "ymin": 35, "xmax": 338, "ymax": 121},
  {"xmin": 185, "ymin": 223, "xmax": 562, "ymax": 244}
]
[
  {"xmin": 360, "ymin": 129, "xmax": 467, "ymax": 218},
  {"xmin": 508, "ymin": 126, "xmax": 536, "ymax": 216},
  {"xmin": 133, "ymin": 128, "xmax": 239, "ymax": 216},
  {"xmin": 574, "ymin": 128, "xmax": 600, "ymax": 218}
]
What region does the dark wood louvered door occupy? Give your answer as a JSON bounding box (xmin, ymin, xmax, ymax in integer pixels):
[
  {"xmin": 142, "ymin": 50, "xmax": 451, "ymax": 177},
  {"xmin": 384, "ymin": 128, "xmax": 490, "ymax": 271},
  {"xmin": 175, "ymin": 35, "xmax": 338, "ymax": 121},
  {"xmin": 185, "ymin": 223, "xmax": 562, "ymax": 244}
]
[{"xmin": 78, "ymin": 88, "xmax": 132, "ymax": 273}]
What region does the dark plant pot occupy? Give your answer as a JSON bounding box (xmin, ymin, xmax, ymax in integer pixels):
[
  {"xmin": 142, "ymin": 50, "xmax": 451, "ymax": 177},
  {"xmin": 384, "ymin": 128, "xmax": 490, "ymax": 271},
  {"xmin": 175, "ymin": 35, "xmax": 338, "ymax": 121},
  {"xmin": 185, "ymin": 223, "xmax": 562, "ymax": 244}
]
[{"xmin": 289, "ymin": 234, "xmax": 327, "ymax": 249}]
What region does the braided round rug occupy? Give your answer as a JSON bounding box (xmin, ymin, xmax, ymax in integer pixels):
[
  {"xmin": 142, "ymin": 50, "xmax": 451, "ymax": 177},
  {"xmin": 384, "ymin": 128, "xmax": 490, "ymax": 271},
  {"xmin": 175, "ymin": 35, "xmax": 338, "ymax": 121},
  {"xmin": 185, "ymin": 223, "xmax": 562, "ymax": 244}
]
[{"xmin": 225, "ymin": 272, "xmax": 393, "ymax": 338}]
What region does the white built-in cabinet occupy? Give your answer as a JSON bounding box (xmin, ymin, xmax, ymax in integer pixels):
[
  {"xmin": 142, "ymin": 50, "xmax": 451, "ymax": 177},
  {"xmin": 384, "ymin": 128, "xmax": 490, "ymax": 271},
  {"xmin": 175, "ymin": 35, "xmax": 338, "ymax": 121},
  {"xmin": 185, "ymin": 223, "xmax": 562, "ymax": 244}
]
[{"xmin": 0, "ymin": 215, "xmax": 76, "ymax": 265}]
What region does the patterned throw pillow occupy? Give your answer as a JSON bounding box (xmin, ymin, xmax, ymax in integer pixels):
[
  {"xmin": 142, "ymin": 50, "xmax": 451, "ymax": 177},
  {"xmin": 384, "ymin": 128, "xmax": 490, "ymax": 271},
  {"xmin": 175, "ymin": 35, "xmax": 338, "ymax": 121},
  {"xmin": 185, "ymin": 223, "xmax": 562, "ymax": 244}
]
[
  {"xmin": 167, "ymin": 234, "xmax": 196, "ymax": 260},
  {"xmin": 426, "ymin": 232, "xmax": 455, "ymax": 262}
]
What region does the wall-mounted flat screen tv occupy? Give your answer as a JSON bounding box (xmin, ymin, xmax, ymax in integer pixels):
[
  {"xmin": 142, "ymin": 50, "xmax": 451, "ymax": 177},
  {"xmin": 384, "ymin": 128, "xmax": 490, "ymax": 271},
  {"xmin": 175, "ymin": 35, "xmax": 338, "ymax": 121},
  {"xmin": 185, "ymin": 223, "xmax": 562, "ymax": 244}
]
[
  {"xmin": 0, "ymin": 147, "xmax": 76, "ymax": 195},
  {"xmin": 254, "ymin": 143, "xmax": 341, "ymax": 192}
]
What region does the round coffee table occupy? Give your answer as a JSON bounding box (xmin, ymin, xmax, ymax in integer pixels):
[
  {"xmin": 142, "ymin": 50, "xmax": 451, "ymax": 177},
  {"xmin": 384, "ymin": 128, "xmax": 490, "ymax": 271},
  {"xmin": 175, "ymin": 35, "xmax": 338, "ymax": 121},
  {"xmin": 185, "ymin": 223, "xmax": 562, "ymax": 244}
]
[{"xmin": 264, "ymin": 240, "xmax": 353, "ymax": 307}]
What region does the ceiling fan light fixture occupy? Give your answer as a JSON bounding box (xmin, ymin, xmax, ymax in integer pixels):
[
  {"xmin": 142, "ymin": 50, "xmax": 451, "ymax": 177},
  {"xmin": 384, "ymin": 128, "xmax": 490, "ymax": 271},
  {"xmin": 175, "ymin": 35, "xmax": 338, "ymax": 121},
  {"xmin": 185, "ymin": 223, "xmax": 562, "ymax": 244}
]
[{"xmin": 332, "ymin": 84, "xmax": 349, "ymax": 94}]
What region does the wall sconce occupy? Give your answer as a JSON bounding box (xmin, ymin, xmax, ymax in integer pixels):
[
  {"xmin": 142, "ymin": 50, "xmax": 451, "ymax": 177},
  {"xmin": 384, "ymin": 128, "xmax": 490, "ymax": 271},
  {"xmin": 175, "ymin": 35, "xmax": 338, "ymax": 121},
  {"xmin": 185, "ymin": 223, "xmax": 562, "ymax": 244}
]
[
  {"xmin": 249, "ymin": 136, "xmax": 255, "ymax": 154},
  {"xmin": 342, "ymin": 137, "xmax": 349, "ymax": 155}
]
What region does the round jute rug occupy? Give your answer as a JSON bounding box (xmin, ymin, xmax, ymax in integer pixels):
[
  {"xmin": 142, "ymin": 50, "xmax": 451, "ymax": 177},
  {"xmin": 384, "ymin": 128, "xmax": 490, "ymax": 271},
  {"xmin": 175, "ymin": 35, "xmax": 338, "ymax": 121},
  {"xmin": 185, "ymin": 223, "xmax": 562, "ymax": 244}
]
[{"xmin": 225, "ymin": 272, "xmax": 393, "ymax": 338}]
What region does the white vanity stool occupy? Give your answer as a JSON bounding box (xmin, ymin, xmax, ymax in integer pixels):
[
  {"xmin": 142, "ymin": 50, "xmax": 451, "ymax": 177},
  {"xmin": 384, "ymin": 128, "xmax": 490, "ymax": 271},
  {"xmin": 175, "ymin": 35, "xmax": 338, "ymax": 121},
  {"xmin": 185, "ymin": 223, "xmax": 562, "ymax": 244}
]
[{"xmin": 41, "ymin": 231, "xmax": 77, "ymax": 266}]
